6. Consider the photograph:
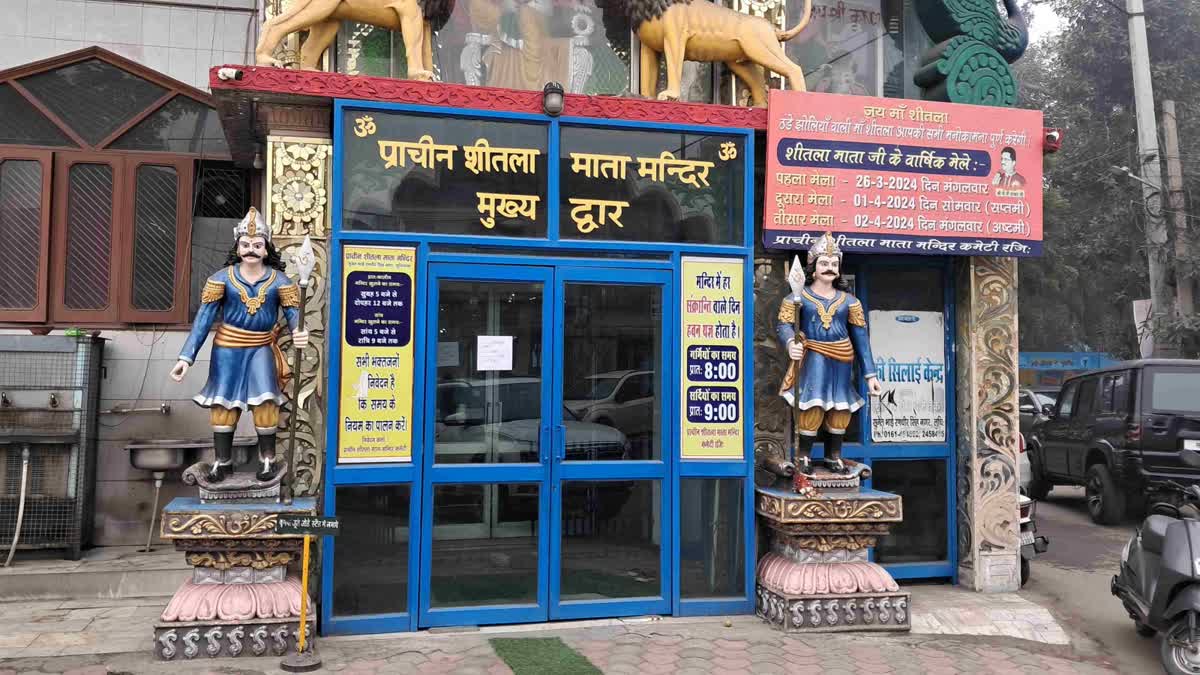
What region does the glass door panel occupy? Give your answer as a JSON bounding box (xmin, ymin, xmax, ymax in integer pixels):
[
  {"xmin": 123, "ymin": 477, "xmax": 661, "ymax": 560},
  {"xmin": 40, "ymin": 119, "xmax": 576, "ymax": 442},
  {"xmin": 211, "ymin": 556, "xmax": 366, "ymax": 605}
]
[
  {"xmin": 561, "ymin": 283, "xmax": 663, "ymax": 461},
  {"xmin": 421, "ymin": 263, "xmax": 553, "ymax": 628},
  {"xmin": 550, "ymin": 268, "xmax": 673, "ymax": 620}
]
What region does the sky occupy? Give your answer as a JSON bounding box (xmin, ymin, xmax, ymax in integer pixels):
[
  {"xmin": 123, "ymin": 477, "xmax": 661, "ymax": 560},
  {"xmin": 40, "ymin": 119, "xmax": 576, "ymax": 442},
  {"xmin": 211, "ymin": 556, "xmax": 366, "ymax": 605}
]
[{"xmin": 1027, "ymin": 4, "xmax": 1067, "ymax": 44}]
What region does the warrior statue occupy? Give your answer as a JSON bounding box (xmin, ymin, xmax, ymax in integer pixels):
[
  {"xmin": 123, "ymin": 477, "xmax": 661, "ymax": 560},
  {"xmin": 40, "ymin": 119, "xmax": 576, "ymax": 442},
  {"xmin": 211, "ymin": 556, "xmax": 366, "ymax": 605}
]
[
  {"xmin": 170, "ymin": 208, "xmax": 309, "ymax": 482},
  {"xmin": 776, "ymin": 232, "xmax": 881, "ymax": 475}
]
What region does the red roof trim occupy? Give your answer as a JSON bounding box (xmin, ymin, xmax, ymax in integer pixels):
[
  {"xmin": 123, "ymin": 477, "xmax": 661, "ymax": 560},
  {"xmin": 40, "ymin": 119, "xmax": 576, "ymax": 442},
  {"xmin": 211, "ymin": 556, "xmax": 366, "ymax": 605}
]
[{"xmin": 209, "ymin": 65, "xmax": 769, "ymax": 131}]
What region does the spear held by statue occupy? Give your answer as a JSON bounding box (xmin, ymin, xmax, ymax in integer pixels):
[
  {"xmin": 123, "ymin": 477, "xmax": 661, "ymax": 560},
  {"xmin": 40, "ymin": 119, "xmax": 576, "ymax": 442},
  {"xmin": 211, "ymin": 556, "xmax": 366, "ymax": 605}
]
[{"xmin": 282, "ymin": 236, "xmax": 316, "ymax": 505}]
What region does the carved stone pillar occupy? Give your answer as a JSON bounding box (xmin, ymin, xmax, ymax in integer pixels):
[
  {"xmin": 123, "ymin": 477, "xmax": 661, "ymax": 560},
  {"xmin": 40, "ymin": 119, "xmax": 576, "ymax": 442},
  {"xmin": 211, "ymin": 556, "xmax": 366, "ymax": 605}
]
[
  {"xmin": 955, "ymin": 256, "xmax": 1021, "ymax": 592},
  {"xmin": 266, "ymin": 134, "xmax": 332, "ymax": 498}
]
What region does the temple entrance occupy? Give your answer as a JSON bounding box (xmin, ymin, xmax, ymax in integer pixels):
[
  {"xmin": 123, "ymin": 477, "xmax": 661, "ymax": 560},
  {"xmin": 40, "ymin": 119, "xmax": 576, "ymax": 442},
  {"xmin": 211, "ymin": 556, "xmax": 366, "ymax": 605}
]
[{"xmin": 419, "ymin": 261, "xmax": 672, "ymax": 628}]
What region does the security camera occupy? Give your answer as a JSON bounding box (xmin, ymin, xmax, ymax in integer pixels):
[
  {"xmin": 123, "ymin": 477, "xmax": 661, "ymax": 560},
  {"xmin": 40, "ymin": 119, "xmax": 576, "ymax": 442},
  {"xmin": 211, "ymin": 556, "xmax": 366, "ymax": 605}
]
[
  {"xmin": 1043, "ymin": 127, "xmax": 1063, "ymax": 154},
  {"xmin": 217, "ymin": 67, "xmax": 244, "ymax": 82}
]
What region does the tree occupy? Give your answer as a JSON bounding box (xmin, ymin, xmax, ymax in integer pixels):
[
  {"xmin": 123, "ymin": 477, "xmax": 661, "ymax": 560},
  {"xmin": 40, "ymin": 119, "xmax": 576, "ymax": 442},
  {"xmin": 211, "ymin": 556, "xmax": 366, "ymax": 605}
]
[{"xmin": 1017, "ymin": 0, "xmax": 1200, "ymax": 358}]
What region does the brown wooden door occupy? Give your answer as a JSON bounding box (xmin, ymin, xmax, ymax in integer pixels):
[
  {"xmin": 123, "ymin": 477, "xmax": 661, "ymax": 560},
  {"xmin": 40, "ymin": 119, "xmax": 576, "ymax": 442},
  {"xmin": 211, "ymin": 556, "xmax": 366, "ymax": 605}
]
[
  {"xmin": 0, "ymin": 149, "xmax": 53, "ymax": 322},
  {"xmin": 119, "ymin": 155, "xmax": 194, "ymax": 324},
  {"xmin": 49, "ymin": 152, "xmax": 126, "ymax": 325}
]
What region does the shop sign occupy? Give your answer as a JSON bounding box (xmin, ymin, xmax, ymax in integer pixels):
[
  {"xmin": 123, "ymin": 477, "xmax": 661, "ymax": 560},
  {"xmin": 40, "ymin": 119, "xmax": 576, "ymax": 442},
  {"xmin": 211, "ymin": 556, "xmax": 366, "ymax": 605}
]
[
  {"xmin": 338, "ymin": 246, "xmax": 416, "ymax": 463},
  {"xmin": 763, "ymin": 90, "xmax": 1044, "ymax": 257},
  {"xmin": 340, "ymin": 108, "xmax": 746, "ymax": 246},
  {"xmin": 868, "ymin": 311, "xmax": 947, "ymax": 443},
  {"xmin": 680, "ymin": 257, "xmax": 745, "ymax": 460}
]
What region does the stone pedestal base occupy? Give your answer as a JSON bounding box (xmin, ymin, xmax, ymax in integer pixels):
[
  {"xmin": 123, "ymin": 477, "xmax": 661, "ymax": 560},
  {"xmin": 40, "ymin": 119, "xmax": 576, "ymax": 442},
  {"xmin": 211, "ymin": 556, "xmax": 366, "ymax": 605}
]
[
  {"xmin": 154, "ymin": 617, "xmax": 316, "ymax": 660},
  {"xmin": 155, "ymin": 497, "xmax": 318, "ymax": 661},
  {"xmin": 755, "ymin": 553, "xmax": 910, "ymax": 632},
  {"xmin": 755, "ymin": 485, "xmax": 910, "ymax": 634}
]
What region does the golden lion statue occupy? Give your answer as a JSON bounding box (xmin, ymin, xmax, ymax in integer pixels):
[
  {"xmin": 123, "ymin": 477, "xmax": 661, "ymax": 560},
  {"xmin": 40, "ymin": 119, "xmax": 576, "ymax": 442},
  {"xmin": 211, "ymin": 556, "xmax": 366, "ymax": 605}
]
[
  {"xmin": 606, "ymin": 0, "xmax": 812, "ymax": 106},
  {"xmin": 255, "ymin": 0, "xmax": 455, "ymax": 77}
]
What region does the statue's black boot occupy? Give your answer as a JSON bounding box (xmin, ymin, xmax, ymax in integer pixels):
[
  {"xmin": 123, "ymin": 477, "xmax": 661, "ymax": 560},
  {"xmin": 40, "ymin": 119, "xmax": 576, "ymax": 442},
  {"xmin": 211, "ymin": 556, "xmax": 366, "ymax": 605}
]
[
  {"xmin": 795, "ymin": 435, "xmax": 816, "ymax": 475},
  {"xmin": 208, "ymin": 431, "xmax": 235, "ymax": 483},
  {"xmin": 824, "ymin": 433, "xmax": 849, "ymax": 474},
  {"xmin": 256, "ymin": 433, "xmax": 277, "ymax": 481}
]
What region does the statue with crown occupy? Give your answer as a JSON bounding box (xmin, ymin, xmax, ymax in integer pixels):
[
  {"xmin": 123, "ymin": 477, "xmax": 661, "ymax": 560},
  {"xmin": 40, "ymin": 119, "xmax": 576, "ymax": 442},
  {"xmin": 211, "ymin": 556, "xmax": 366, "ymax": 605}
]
[
  {"xmin": 169, "ymin": 207, "xmax": 311, "ymax": 500},
  {"xmin": 776, "ymin": 232, "xmax": 881, "ymax": 477}
]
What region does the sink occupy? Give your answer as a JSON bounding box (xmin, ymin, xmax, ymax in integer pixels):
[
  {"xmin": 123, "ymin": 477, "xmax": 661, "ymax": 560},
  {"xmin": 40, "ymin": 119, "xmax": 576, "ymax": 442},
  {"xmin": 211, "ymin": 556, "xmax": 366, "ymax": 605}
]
[
  {"xmin": 127, "ymin": 439, "xmax": 209, "ymax": 472},
  {"xmin": 127, "ymin": 437, "xmax": 258, "ymax": 472}
]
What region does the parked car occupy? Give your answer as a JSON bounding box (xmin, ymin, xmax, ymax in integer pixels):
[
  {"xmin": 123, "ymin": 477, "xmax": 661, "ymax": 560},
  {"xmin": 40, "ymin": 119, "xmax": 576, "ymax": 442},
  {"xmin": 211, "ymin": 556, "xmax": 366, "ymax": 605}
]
[
  {"xmin": 1019, "ymin": 388, "xmax": 1056, "ymax": 435},
  {"xmin": 564, "ymin": 370, "xmax": 656, "ymax": 440},
  {"xmin": 1027, "ymin": 359, "xmax": 1200, "ymax": 525},
  {"xmin": 436, "ymin": 378, "xmax": 631, "ymax": 463}
]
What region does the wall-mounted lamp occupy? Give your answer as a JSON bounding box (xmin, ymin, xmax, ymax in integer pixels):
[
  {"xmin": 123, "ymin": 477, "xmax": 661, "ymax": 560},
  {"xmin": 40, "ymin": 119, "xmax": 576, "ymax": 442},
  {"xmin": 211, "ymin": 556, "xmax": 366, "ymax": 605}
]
[
  {"xmin": 543, "ymin": 82, "xmax": 565, "ymax": 117},
  {"xmin": 252, "ymin": 146, "xmax": 265, "ymax": 171}
]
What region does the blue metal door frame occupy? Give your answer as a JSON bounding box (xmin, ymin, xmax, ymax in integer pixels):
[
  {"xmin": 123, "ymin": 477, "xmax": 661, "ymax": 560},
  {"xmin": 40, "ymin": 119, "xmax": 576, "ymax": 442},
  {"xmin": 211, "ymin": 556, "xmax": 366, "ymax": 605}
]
[
  {"xmin": 550, "ymin": 265, "xmax": 674, "ymax": 621},
  {"xmin": 418, "ymin": 262, "xmax": 557, "ymax": 628}
]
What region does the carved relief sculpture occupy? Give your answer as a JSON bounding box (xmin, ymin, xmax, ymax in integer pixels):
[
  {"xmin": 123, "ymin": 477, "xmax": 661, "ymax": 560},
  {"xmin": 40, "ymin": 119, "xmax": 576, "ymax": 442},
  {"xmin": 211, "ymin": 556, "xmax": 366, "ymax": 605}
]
[
  {"xmin": 255, "ymin": 0, "xmax": 457, "ymax": 77},
  {"xmin": 601, "ymin": 0, "xmax": 814, "ymax": 106},
  {"xmin": 912, "ymin": 0, "xmax": 1028, "ymax": 106}
]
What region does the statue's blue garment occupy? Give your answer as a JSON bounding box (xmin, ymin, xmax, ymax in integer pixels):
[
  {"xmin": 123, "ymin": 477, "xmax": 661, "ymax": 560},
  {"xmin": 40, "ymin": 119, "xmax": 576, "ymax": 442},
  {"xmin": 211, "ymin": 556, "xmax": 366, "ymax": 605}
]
[
  {"xmin": 179, "ymin": 266, "xmax": 299, "ymax": 410},
  {"xmin": 776, "ymin": 289, "xmax": 877, "ymax": 412}
]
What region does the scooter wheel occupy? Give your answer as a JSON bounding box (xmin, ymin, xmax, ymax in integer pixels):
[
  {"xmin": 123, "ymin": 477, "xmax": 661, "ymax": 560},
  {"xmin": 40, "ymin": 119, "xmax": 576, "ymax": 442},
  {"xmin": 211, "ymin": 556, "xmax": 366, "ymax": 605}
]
[
  {"xmin": 1135, "ymin": 621, "xmax": 1155, "ymax": 638},
  {"xmin": 1161, "ymin": 616, "xmax": 1200, "ymax": 674},
  {"xmin": 1020, "ymin": 558, "xmax": 1030, "ymax": 587}
]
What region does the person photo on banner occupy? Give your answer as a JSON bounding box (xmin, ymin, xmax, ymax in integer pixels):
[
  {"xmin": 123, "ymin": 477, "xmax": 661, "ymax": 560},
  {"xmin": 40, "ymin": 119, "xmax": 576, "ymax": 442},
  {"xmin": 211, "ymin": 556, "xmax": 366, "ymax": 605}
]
[{"xmin": 992, "ymin": 146, "xmax": 1027, "ymax": 191}]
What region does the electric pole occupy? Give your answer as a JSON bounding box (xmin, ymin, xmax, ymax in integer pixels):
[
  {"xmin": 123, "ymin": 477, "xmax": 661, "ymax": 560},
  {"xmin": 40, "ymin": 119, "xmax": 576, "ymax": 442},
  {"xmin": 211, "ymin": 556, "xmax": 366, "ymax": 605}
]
[
  {"xmin": 1162, "ymin": 100, "xmax": 1196, "ymax": 324},
  {"xmin": 1126, "ymin": 0, "xmax": 1175, "ymax": 356}
]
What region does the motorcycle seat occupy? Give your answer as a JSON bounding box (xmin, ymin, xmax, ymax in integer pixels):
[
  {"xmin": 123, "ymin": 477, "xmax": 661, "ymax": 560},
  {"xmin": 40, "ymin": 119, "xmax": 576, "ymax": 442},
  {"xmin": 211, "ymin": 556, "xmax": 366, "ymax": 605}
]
[{"xmin": 1142, "ymin": 514, "xmax": 1174, "ymax": 555}]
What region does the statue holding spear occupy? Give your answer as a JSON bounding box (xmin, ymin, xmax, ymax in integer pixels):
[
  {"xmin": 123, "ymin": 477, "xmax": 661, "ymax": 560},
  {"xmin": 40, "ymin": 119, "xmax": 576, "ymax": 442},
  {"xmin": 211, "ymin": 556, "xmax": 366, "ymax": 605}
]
[{"xmin": 775, "ymin": 233, "xmax": 882, "ymax": 475}]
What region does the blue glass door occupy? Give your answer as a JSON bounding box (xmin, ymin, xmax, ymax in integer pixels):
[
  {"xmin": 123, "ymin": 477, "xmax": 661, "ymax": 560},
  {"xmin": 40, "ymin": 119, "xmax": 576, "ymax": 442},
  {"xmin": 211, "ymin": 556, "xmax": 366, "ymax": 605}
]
[
  {"xmin": 550, "ymin": 267, "xmax": 673, "ymax": 620},
  {"xmin": 419, "ymin": 263, "xmax": 555, "ymax": 628},
  {"xmin": 418, "ymin": 262, "xmax": 673, "ymax": 628}
]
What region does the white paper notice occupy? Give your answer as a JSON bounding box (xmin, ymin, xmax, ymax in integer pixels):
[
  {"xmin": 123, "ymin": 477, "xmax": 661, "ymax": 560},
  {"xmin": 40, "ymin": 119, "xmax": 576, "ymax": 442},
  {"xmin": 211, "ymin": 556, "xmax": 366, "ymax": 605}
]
[
  {"xmin": 476, "ymin": 336, "xmax": 513, "ymax": 371},
  {"xmin": 869, "ymin": 311, "xmax": 946, "ymax": 443},
  {"xmin": 438, "ymin": 341, "xmax": 460, "ymax": 367}
]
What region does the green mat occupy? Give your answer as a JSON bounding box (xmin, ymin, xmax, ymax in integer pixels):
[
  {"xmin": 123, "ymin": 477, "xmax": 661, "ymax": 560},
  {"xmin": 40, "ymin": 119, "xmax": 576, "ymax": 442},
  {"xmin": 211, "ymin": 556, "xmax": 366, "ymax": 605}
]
[{"xmin": 490, "ymin": 637, "xmax": 600, "ymax": 675}]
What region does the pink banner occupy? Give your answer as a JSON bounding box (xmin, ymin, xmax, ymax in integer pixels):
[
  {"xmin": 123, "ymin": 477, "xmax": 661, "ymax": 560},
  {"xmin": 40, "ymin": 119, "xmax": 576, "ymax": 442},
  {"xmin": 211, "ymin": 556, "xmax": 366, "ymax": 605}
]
[{"xmin": 763, "ymin": 90, "xmax": 1044, "ymax": 257}]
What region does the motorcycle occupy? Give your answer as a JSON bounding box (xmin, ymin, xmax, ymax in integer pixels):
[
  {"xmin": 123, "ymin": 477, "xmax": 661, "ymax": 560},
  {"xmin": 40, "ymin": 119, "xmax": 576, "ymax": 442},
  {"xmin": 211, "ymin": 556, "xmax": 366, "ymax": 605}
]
[
  {"xmin": 1112, "ymin": 448, "xmax": 1200, "ymax": 675},
  {"xmin": 1020, "ymin": 493, "xmax": 1048, "ymax": 586}
]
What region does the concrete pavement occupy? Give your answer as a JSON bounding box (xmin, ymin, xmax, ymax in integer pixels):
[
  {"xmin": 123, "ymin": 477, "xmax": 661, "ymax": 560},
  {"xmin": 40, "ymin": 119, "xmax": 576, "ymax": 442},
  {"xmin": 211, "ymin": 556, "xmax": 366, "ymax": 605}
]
[
  {"xmin": 0, "ymin": 613, "xmax": 1115, "ymax": 674},
  {"xmin": 1021, "ymin": 486, "xmax": 1159, "ymax": 674}
]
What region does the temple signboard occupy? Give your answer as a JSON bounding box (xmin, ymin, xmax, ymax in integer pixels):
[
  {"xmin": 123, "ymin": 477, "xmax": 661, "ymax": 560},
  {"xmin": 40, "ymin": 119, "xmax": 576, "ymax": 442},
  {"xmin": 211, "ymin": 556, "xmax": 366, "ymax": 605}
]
[
  {"xmin": 763, "ymin": 90, "xmax": 1044, "ymax": 257},
  {"xmin": 340, "ymin": 106, "xmax": 746, "ymax": 246}
]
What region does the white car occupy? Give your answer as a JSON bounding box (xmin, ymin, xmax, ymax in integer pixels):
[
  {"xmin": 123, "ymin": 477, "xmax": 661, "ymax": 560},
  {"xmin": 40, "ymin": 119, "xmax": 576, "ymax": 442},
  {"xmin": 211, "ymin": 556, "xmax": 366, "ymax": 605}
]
[
  {"xmin": 1019, "ymin": 432, "xmax": 1032, "ymax": 495},
  {"xmin": 564, "ymin": 370, "xmax": 656, "ymax": 440},
  {"xmin": 436, "ymin": 378, "xmax": 629, "ymax": 462}
]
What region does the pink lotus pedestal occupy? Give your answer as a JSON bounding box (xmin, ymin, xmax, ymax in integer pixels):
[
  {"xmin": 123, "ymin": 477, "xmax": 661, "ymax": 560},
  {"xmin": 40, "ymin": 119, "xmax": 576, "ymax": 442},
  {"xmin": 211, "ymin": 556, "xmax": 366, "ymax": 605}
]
[
  {"xmin": 755, "ymin": 472, "xmax": 910, "ymax": 633},
  {"xmin": 153, "ymin": 498, "xmax": 317, "ymax": 660}
]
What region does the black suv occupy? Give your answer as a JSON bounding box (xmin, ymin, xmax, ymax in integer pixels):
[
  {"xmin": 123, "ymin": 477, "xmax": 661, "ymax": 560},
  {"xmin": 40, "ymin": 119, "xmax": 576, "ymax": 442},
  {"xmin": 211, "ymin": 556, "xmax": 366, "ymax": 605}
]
[{"xmin": 1027, "ymin": 360, "xmax": 1200, "ymax": 525}]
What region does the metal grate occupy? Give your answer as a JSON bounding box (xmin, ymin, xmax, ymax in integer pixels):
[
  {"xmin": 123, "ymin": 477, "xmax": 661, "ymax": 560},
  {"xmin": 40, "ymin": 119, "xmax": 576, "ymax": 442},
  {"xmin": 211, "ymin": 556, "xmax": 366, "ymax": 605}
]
[
  {"xmin": 64, "ymin": 164, "xmax": 113, "ymax": 310},
  {"xmin": 0, "ymin": 83, "xmax": 74, "ymax": 147},
  {"xmin": 131, "ymin": 165, "xmax": 179, "ymax": 311},
  {"xmin": 195, "ymin": 163, "xmax": 248, "ymax": 219},
  {"xmin": 0, "ymin": 336, "xmax": 103, "ymax": 557},
  {"xmin": 0, "ymin": 159, "xmax": 43, "ymax": 310},
  {"xmin": 19, "ymin": 59, "xmax": 167, "ymax": 147}
]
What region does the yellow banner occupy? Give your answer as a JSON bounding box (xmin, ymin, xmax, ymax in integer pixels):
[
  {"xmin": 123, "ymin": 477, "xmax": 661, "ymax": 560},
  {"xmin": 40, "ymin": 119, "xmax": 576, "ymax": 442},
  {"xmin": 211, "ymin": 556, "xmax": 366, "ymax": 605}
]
[
  {"xmin": 680, "ymin": 257, "xmax": 745, "ymax": 460},
  {"xmin": 338, "ymin": 246, "xmax": 417, "ymax": 463}
]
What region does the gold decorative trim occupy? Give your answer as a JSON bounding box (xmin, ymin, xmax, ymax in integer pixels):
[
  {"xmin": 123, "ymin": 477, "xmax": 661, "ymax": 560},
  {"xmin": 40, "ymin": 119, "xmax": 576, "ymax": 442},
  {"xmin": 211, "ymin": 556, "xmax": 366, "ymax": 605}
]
[
  {"xmin": 267, "ymin": 136, "xmax": 331, "ymax": 239},
  {"xmin": 163, "ymin": 512, "xmax": 288, "ymax": 539},
  {"xmin": 848, "ymin": 300, "xmax": 866, "ymax": 327},
  {"xmin": 278, "ymin": 284, "xmax": 300, "ymax": 308},
  {"xmin": 776, "ymin": 534, "xmax": 879, "ymax": 552},
  {"xmin": 186, "ymin": 552, "xmax": 294, "ymax": 570},
  {"xmin": 201, "ymin": 279, "xmax": 225, "ymax": 304},
  {"xmin": 226, "ymin": 267, "xmax": 277, "ymax": 316},
  {"xmin": 757, "ymin": 492, "xmax": 903, "ymax": 524},
  {"xmin": 801, "ymin": 290, "xmax": 847, "ymax": 330}
]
